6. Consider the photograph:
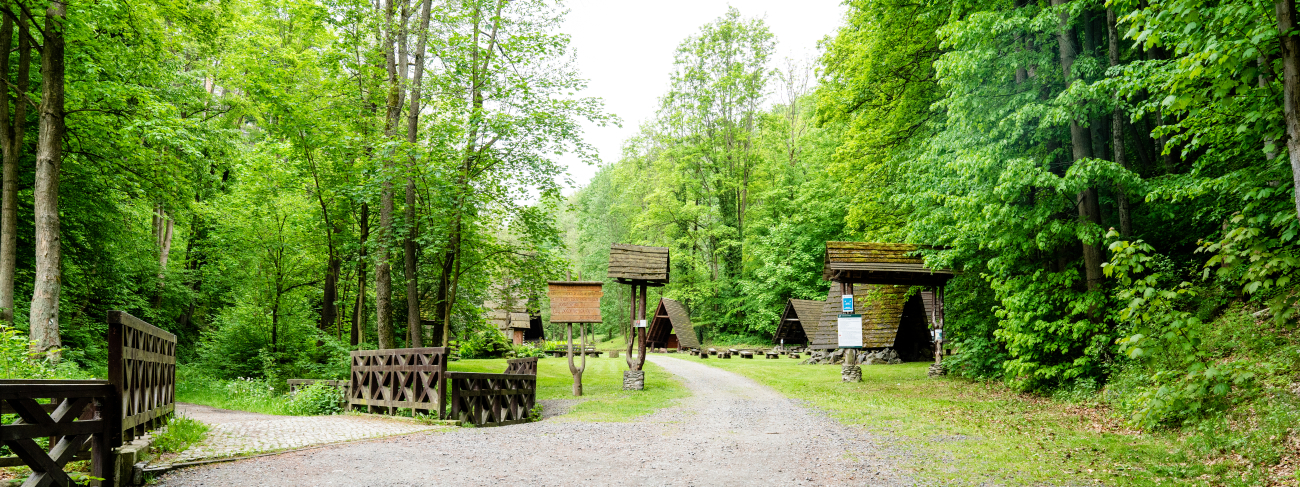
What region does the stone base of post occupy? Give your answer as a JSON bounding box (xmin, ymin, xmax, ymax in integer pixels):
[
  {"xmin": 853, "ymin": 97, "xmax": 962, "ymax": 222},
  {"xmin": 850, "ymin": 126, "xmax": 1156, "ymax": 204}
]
[
  {"xmin": 841, "ymin": 364, "xmax": 861, "ymax": 382},
  {"xmin": 928, "ymin": 363, "xmax": 946, "ymax": 378},
  {"xmin": 623, "ymin": 370, "xmax": 645, "ymax": 390}
]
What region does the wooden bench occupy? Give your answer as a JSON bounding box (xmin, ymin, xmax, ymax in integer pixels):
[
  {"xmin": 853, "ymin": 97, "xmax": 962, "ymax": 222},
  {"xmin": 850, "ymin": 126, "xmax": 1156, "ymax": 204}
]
[
  {"xmin": 740, "ymin": 351, "xmax": 754, "ymax": 359},
  {"xmin": 765, "ymin": 351, "xmax": 779, "ymax": 359}
]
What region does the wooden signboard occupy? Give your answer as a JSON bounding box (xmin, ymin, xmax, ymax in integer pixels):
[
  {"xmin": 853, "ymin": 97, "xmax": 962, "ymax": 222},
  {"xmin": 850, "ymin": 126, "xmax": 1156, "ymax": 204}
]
[{"xmin": 547, "ymin": 281, "xmax": 605, "ymax": 323}]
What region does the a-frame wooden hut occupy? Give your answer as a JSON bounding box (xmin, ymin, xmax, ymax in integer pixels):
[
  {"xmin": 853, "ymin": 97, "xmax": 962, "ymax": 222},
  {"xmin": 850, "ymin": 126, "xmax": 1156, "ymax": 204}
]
[
  {"xmin": 645, "ymin": 298, "xmax": 699, "ymax": 350},
  {"xmin": 773, "ymin": 298, "xmax": 823, "ymax": 346},
  {"xmin": 810, "ymin": 284, "xmax": 933, "ymax": 360},
  {"xmin": 821, "ymin": 242, "xmax": 955, "ymax": 363}
]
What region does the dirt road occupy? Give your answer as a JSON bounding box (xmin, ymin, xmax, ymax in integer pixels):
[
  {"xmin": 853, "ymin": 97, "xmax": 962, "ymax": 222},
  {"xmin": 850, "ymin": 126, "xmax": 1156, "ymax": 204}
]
[{"xmin": 157, "ymin": 356, "xmax": 908, "ymax": 486}]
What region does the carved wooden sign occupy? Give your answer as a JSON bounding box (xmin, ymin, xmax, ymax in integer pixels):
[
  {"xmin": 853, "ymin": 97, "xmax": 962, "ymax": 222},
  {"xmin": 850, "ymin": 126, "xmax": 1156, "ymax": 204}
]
[{"xmin": 547, "ymin": 281, "xmax": 604, "ymax": 323}]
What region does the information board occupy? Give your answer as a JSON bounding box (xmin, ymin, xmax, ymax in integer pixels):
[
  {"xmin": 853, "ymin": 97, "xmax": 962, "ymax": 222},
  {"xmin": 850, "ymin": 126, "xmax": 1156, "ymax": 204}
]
[
  {"xmin": 841, "ymin": 294, "xmax": 854, "ymax": 313},
  {"xmin": 547, "ymin": 281, "xmax": 604, "ymax": 323},
  {"xmin": 838, "ymin": 314, "xmax": 863, "ymax": 348}
]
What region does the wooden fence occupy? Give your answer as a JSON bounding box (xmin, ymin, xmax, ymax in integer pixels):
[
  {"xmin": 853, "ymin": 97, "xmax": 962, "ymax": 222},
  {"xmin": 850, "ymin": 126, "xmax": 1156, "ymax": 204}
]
[
  {"xmin": 108, "ymin": 311, "xmax": 176, "ymax": 442},
  {"xmin": 0, "ymin": 380, "xmax": 119, "ymax": 486},
  {"xmin": 503, "ymin": 357, "xmax": 538, "ymax": 375},
  {"xmin": 347, "ymin": 347, "xmax": 447, "ymax": 418},
  {"xmin": 448, "ymin": 359, "xmax": 537, "ymax": 427}
]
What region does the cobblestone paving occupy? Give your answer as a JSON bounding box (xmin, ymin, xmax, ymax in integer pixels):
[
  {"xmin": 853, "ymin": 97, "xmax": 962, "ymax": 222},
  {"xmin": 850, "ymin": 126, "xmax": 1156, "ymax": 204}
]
[{"xmin": 168, "ymin": 403, "xmax": 446, "ymax": 463}]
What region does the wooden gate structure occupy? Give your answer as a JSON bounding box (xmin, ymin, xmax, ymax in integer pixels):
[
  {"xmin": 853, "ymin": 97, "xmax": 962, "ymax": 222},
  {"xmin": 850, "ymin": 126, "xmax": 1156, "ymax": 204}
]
[
  {"xmin": 108, "ymin": 311, "xmax": 176, "ymax": 442},
  {"xmin": 0, "ymin": 310, "xmax": 176, "ymax": 487},
  {"xmin": 448, "ymin": 358, "xmax": 537, "ymax": 427},
  {"xmin": 347, "ymin": 347, "xmax": 447, "ymax": 417},
  {"xmin": 822, "ymin": 242, "xmax": 955, "ymax": 363}
]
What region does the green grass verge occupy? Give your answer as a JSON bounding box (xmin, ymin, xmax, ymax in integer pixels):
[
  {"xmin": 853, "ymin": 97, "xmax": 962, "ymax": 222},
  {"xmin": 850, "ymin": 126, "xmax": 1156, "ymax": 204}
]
[
  {"xmin": 153, "ymin": 415, "xmax": 210, "ymax": 454},
  {"xmin": 680, "ymin": 355, "xmax": 1209, "ymax": 486},
  {"xmin": 451, "ymin": 357, "xmax": 688, "ymax": 422}
]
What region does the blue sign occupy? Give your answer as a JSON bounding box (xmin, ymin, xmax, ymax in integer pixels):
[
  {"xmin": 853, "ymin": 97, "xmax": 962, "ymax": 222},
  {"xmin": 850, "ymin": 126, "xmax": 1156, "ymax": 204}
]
[{"xmin": 841, "ymin": 294, "xmax": 854, "ymax": 313}]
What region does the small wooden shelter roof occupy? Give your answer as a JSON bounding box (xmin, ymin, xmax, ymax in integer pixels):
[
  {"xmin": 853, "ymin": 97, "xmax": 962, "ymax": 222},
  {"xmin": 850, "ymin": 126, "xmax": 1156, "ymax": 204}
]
[
  {"xmin": 810, "ymin": 284, "xmax": 911, "ymax": 349},
  {"xmin": 822, "ymin": 242, "xmax": 955, "ymax": 286},
  {"xmin": 608, "ymin": 244, "xmax": 670, "ymax": 286},
  {"xmin": 647, "ymin": 298, "xmax": 699, "ymax": 349},
  {"xmin": 773, "ymin": 298, "xmax": 822, "ymax": 344}
]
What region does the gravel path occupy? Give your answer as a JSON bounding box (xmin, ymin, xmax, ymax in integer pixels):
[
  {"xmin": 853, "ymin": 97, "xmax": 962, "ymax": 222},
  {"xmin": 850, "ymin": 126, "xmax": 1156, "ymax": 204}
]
[
  {"xmin": 157, "ymin": 356, "xmax": 909, "ymax": 486},
  {"xmin": 166, "ymin": 403, "xmax": 448, "ymax": 463}
]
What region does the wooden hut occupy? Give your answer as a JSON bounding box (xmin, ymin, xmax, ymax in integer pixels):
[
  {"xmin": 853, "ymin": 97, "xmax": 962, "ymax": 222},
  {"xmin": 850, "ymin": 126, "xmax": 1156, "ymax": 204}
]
[
  {"xmin": 608, "ymin": 244, "xmax": 669, "ymax": 287},
  {"xmin": 773, "ymin": 298, "xmax": 823, "ymax": 346},
  {"xmin": 484, "ymin": 285, "xmax": 543, "ymax": 345},
  {"xmin": 809, "ymin": 284, "xmax": 932, "ymax": 360},
  {"xmin": 645, "ymin": 298, "xmax": 699, "ymax": 350},
  {"xmin": 821, "ymin": 241, "xmax": 955, "ymax": 363}
]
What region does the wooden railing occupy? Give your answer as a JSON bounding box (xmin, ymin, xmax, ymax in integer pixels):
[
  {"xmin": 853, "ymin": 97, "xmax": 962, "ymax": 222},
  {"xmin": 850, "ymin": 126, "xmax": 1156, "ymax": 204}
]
[
  {"xmin": 348, "ymin": 347, "xmax": 447, "ymax": 418},
  {"xmin": 0, "ymin": 380, "xmax": 119, "ymax": 487},
  {"xmin": 503, "ymin": 357, "xmax": 538, "ymax": 376},
  {"xmin": 448, "ymin": 360, "xmax": 537, "ymax": 427},
  {"xmin": 107, "ymin": 311, "xmax": 175, "ymax": 442}
]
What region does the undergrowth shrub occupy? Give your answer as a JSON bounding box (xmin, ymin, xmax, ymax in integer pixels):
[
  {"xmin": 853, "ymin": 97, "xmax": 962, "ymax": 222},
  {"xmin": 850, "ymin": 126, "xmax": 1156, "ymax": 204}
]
[
  {"xmin": 285, "ymin": 382, "xmax": 344, "ymax": 415},
  {"xmin": 458, "ymin": 329, "xmax": 512, "ymax": 359}
]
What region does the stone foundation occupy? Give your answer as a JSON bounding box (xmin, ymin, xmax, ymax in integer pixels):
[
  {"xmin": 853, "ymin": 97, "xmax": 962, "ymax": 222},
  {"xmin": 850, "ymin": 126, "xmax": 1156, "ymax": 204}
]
[
  {"xmin": 623, "ymin": 370, "xmax": 645, "ymax": 390},
  {"xmin": 800, "ymin": 348, "xmax": 904, "ymax": 366}
]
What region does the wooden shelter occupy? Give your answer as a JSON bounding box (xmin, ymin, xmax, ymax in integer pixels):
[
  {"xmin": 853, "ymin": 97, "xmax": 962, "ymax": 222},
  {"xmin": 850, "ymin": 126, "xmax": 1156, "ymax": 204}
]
[
  {"xmin": 608, "ymin": 244, "xmax": 669, "ymax": 287},
  {"xmin": 773, "ymin": 298, "xmax": 823, "ymax": 346},
  {"xmin": 646, "ymin": 298, "xmax": 699, "ymax": 350},
  {"xmin": 809, "ymin": 283, "xmax": 934, "ymax": 360},
  {"xmin": 822, "ymin": 242, "xmax": 955, "ymax": 363},
  {"xmin": 485, "ymin": 285, "xmax": 543, "ymax": 345}
]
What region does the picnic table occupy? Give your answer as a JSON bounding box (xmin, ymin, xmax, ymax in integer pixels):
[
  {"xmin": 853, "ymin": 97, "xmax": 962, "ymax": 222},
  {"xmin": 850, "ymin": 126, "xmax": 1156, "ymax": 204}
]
[{"xmin": 546, "ymin": 348, "xmax": 603, "ymax": 358}]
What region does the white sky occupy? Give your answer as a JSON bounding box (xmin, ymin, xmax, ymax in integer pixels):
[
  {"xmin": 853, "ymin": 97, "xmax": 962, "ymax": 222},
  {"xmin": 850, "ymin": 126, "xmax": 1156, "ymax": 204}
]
[{"xmin": 556, "ymin": 0, "xmax": 847, "ymax": 194}]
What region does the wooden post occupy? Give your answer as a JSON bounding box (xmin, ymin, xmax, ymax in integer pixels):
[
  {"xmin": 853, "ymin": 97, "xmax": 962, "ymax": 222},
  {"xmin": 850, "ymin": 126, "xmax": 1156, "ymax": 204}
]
[
  {"xmin": 625, "ymin": 285, "xmax": 637, "ymax": 369},
  {"xmin": 566, "ymin": 323, "xmax": 586, "ymax": 396},
  {"xmin": 635, "ymin": 284, "xmax": 647, "ymax": 371},
  {"xmin": 934, "ymin": 285, "xmax": 945, "ymax": 364}
]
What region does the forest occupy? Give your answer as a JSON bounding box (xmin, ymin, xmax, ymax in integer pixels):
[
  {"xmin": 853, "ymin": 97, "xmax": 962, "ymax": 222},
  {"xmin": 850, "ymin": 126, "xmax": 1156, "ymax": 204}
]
[{"xmin": 0, "ymin": 0, "xmax": 1298, "ymax": 472}]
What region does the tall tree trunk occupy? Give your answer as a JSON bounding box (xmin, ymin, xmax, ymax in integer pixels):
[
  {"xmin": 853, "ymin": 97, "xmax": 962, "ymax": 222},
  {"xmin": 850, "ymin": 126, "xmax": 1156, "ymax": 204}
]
[
  {"xmin": 1277, "ymin": 0, "xmax": 1300, "ymax": 220},
  {"xmin": 0, "ymin": 14, "xmax": 29, "ymax": 326},
  {"xmin": 1108, "ymin": 8, "xmax": 1133, "ymax": 238},
  {"xmin": 404, "ymin": 0, "xmax": 432, "ymax": 348},
  {"xmin": 375, "ymin": 0, "xmax": 408, "ymax": 350},
  {"xmin": 1054, "ymin": 0, "xmax": 1105, "ymax": 293},
  {"xmin": 305, "ymin": 141, "xmax": 339, "ymax": 333},
  {"xmin": 153, "ymin": 206, "xmax": 173, "ymax": 308},
  {"xmin": 351, "ymin": 203, "xmax": 369, "ymax": 346},
  {"xmin": 439, "ymin": 1, "xmax": 503, "ymax": 347},
  {"xmin": 31, "ymin": 0, "xmax": 64, "ymax": 356}
]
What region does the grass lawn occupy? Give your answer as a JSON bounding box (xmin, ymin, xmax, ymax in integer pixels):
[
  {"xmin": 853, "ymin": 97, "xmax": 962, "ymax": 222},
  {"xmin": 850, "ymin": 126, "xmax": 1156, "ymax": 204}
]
[
  {"xmin": 451, "ymin": 356, "xmax": 688, "ymax": 422},
  {"xmin": 680, "ymin": 354, "xmax": 1212, "ymax": 486}
]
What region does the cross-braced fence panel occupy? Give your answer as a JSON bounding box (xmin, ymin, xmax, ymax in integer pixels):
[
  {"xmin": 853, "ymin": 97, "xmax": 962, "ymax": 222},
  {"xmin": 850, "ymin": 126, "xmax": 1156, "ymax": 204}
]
[
  {"xmin": 107, "ymin": 311, "xmax": 176, "ymax": 441},
  {"xmin": 348, "ymin": 347, "xmax": 447, "ymax": 418},
  {"xmin": 0, "ymin": 381, "xmax": 119, "ymax": 487},
  {"xmin": 448, "ymin": 372, "xmax": 536, "ymax": 427}
]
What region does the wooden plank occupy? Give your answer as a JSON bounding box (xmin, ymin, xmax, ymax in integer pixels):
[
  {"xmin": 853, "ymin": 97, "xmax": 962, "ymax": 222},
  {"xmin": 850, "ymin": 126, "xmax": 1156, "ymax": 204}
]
[
  {"xmin": 0, "ymin": 421, "xmax": 104, "ymax": 442},
  {"xmin": 108, "ymin": 310, "xmax": 177, "ymax": 342},
  {"xmin": 0, "ymin": 384, "xmax": 114, "ymax": 400}
]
